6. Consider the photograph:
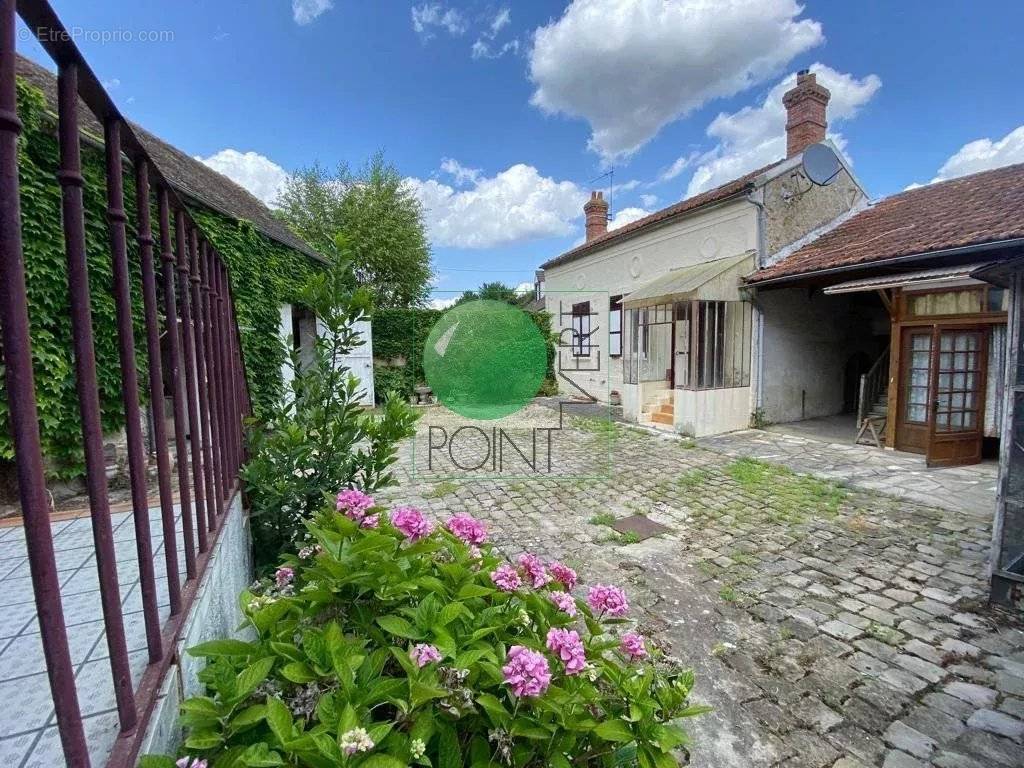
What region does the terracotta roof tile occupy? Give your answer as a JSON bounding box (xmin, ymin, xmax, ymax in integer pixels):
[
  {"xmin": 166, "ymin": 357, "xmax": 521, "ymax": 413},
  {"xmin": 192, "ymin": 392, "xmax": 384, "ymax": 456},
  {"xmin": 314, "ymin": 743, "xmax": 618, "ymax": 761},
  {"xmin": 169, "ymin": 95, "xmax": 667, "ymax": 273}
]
[
  {"xmin": 541, "ymin": 161, "xmax": 782, "ymax": 270},
  {"xmin": 16, "ymin": 55, "xmax": 324, "ymax": 262},
  {"xmin": 750, "ymin": 162, "xmax": 1024, "ymax": 283}
]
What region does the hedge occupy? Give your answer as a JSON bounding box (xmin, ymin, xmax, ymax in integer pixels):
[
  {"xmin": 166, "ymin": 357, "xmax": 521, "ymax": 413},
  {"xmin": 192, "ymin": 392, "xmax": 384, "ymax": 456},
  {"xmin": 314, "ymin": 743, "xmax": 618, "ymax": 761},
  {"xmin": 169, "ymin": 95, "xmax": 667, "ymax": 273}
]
[{"xmin": 372, "ymin": 306, "xmax": 557, "ymax": 403}]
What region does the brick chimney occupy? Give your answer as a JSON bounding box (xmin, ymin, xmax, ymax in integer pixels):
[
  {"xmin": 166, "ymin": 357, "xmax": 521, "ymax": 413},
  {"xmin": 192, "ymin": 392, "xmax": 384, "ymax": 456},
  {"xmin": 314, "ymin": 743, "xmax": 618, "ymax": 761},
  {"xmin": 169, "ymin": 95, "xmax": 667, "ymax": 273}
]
[
  {"xmin": 782, "ymin": 69, "xmax": 831, "ymax": 158},
  {"xmin": 584, "ymin": 191, "xmax": 609, "ymax": 242}
]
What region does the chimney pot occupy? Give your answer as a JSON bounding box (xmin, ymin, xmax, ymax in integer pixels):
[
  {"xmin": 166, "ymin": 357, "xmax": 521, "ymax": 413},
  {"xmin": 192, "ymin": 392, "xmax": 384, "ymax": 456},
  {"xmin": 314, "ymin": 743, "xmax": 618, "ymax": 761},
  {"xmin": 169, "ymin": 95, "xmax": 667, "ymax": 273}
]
[
  {"xmin": 783, "ymin": 69, "xmax": 831, "ymax": 158},
  {"xmin": 583, "ymin": 189, "xmax": 609, "ymax": 243}
]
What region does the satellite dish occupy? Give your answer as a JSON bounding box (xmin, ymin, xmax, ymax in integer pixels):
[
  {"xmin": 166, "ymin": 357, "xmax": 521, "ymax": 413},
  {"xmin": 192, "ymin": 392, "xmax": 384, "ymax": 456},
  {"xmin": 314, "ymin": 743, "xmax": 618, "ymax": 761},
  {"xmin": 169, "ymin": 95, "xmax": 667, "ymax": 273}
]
[{"xmin": 802, "ymin": 143, "xmax": 842, "ymax": 186}]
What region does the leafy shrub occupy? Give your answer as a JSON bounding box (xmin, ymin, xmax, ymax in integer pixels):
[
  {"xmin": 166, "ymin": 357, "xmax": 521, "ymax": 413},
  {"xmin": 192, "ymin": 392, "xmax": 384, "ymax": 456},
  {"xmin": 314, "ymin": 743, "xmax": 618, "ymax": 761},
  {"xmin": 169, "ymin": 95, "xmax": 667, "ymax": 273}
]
[
  {"xmin": 242, "ymin": 257, "xmax": 418, "ymax": 568},
  {"xmin": 145, "ymin": 499, "xmax": 706, "ymax": 768}
]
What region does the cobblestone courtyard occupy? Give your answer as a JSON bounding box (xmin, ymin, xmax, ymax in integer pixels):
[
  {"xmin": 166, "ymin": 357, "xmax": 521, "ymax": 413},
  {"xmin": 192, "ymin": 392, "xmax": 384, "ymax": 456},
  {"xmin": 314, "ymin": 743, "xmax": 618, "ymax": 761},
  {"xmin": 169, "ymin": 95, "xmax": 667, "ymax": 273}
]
[{"xmin": 378, "ymin": 404, "xmax": 1024, "ymax": 768}]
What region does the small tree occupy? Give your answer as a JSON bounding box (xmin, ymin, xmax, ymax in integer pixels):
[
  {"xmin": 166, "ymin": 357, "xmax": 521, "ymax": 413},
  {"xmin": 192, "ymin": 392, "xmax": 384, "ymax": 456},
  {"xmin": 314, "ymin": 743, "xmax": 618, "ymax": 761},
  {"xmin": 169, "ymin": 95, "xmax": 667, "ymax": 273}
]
[
  {"xmin": 456, "ymin": 281, "xmax": 532, "ymax": 307},
  {"xmin": 242, "ymin": 254, "xmax": 418, "ymax": 567},
  {"xmin": 277, "ymin": 152, "xmax": 433, "ymax": 308}
]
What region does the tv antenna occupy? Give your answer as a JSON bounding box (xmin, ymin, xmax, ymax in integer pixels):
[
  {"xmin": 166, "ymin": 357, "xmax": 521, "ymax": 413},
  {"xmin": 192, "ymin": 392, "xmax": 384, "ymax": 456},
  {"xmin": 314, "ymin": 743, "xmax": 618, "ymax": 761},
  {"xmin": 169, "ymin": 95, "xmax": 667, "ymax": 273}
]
[{"xmin": 589, "ymin": 168, "xmax": 615, "ymax": 221}]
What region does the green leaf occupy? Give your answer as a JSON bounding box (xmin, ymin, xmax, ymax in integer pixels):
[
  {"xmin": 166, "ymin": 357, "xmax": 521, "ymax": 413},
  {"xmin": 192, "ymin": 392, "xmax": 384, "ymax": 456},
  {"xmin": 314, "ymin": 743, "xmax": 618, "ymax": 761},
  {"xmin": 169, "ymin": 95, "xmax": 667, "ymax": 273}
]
[
  {"xmin": 475, "ymin": 693, "xmax": 511, "ymax": 726},
  {"xmin": 235, "ymin": 657, "xmax": 275, "ymax": 700},
  {"xmin": 359, "ymin": 757, "xmax": 407, "ymax": 768},
  {"xmin": 229, "ymin": 704, "xmax": 267, "ymax": 732},
  {"xmin": 411, "ymin": 680, "xmax": 448, "ymax": 708},
  {"xmin": 280, "ymin": 661, "xmax": 317, "ymax": 684},
  {"xmin": 457, "ymin": 583, "xmax": 494, "ymax": 599},
  {"xmin": 376, "ymin": 614, "xmax": 421, "ymax": 639},
  {"xmin": 180, "ymin": 696, "xmax": 221, "ymax": 718},
  {"xmin": 184, "ymin": 730, "xmax": 224, "ymax": 750},
  {"xmin": 138, "ymin": 757, "xmax": 177, "ymax": 768},
  {"xmin": 594, "ymin": 720, "xmax": 635, "ymax": 743},
  {"xmin": 188, "ymin": 638, "xmax": 257, "ymax": 657},
  {"xmin": 437, "ymin": 722, "xmax": 461, "ymax": 768},
  {"xmin": 266, "ymin": 696, "xmax": 294, "ymax": 746}
]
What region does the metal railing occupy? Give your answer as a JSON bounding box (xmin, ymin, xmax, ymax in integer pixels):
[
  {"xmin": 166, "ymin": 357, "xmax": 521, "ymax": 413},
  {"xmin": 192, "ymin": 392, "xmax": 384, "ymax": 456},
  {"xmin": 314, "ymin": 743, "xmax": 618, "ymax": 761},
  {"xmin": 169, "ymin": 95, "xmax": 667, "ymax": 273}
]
[
  {"xmin": 856, "ymin": 346, "xmax": 891, "ymax": 428},
  {"xmin": 0, "ymin": 2, "xmax": 251, "ymax": 764}
]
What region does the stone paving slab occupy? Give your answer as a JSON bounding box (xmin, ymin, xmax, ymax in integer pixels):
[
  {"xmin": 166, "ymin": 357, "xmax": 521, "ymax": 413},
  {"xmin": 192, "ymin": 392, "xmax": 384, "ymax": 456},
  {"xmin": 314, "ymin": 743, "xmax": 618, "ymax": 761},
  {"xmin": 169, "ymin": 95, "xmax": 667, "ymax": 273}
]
[{"xmin": 379, "ymin": 404, "xmax": 1023, "ymax": 768}]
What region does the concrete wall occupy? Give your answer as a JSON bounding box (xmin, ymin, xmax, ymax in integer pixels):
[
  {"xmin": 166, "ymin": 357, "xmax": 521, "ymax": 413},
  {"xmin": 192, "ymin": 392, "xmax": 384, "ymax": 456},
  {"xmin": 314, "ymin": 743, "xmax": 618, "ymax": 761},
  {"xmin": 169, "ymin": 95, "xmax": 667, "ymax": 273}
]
[
  {"xmin": 544, "ymin": 198, "xmax": 758, "ymax": 403},
  {"xmin": 759, "ymin": 287, "xmax": 853, "ymax": 424},
  {"xmin": 676, "ymin": 386, "xmax": 754, "ymax": 437},
  {"xmin": 140, "ymin": 493, "xmax": 254, "ymax": 758}
]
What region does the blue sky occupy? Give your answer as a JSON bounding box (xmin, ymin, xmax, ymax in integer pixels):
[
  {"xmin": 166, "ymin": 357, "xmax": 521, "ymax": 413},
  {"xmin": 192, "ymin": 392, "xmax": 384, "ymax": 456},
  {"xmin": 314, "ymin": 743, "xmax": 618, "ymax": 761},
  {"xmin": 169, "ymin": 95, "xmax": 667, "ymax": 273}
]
[{"xmin": 19, "ymin": 1, "xmax": 1024, "ymax": 306}]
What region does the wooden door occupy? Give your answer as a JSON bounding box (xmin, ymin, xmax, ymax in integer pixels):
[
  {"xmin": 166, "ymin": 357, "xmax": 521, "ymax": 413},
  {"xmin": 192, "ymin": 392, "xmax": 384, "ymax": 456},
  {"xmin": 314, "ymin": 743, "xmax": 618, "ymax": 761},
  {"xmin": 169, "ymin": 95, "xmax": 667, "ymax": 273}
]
[
  {"xmin": 895, "ymin": 328, "xmax": 934, "ymax": 454},
  {"xmin": 926, "ymin": 327, "xmax": 987, "ymax": 467}
]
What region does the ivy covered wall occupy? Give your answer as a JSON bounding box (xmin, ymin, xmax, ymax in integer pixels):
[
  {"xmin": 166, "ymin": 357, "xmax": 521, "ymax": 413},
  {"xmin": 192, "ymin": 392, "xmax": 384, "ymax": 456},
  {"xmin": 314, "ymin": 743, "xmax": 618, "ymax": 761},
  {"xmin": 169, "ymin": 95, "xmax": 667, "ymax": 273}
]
[{"xmin": 0, "ymin": 79, "xmax": 321, "ymax": 479}]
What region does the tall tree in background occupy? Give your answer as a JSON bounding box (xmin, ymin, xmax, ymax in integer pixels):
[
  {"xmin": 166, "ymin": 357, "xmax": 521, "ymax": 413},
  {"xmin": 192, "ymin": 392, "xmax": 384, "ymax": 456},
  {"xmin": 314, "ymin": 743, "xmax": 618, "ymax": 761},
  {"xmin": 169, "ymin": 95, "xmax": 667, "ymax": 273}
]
[
  {"xmin": 455, "ymin": 281, "xmax": 531, "ymax": 306},
  {"xmin": 277, "ymin": 152, "xmax": 433, "ymax": 307}
]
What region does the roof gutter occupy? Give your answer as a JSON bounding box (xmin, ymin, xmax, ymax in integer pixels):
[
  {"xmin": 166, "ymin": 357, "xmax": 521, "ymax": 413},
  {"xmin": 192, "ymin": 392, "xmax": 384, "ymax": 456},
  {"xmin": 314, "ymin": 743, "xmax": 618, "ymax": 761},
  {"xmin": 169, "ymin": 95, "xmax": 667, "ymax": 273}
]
[{"xmin": 746, "ymin": 237, "xmax": 1024, "ymax": 288}]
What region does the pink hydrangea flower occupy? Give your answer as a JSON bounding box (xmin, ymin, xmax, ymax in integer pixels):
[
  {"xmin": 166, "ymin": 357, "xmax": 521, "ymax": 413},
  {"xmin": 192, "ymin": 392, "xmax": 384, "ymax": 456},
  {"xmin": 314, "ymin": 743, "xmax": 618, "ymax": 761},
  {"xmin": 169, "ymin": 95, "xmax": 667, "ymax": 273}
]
[
  {"xmin": 446, "ymin": 513, "xmax": 488, "ymax": 545},
  {"xmin": 360, "ymin": 514, "xmax": 380, "ymax": 529},
  {"xmin": 517, "ymin": 553, "xmax": 551, "ymax": 588},
  {"xmin": 490, "ymin": 563, "xmax": 521, "ymax": 592},
  {"xmin": 275, "ymin": 567, "xmax": 294, "ymax": 589},
  {"xmin": 502, "ymin": 645, "xmax": 551, "ymax": 697},
  {"xmin": 546, "ymin": 628, "xmax": 587, "ymax": 675},
  {"xmin": 410, "ymin": 643, "xmax": 443, "ymax": 668},
  {"xmin": 620, "ymin": 632, "xmax": 647, "ymax": 660},
  {"xmin": 390, "ymin": 506, "xmax": 434, "ymax": 541},
  {"xmin": 549, "ymin": 562, "xmax": 578, "ymax": 590},
  {"xmin": 336, "ymin": 489, "xmax": 374, "ymax": 520},
  {"xmin": 587, "ymin": 584, "xmax": 629, "ymax": 617},
  {"xmin": 549, "ymin": 591, "xmax": 578, "ymax": 617}
]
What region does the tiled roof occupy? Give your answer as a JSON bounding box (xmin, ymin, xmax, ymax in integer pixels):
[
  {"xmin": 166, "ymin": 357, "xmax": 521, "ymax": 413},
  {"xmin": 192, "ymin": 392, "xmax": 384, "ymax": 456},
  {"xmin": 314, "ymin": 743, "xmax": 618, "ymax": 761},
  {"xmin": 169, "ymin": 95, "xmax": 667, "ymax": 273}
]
[
  {"xmin": 541, "ymin": 161, "xmax": 782, "ymax": 271},
  {"xmin": 750, "ymin": 162, "xmax": 1024, "ymax": 284},
  {"xmin": 16, "ymin": 55, "xmax": 325, "ymax": 263}
]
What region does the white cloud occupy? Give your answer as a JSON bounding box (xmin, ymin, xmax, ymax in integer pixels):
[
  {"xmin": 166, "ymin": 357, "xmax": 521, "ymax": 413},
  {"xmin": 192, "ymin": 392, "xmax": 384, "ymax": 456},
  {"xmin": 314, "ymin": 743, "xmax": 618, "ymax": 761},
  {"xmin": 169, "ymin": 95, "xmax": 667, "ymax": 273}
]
[
  {"xmin": 429, "ymin": 295, "xmax": 459, "ymax": 310},
  {"xmin": 412, "ymin": 3, "xmax": 468, "ymax": 39},
  {"xmin": 472, "ymin": 7, "xmax": 518, "ymax": 59},
  {"xmin": 514, "ymin": 281, "xmax": 534, "ymax": 295},
  {"xmin": 930, "ymin": 125, "xmax": 1024, "ymax": 183},
  {"xmin": 404, "ymin": 162, "xmax": 586, "ymax": 248},
  {"xmin": 440, "ymin": 157, "xmax": 483, "ymax": 186},
  {"xmin": 196, "ymin": 149, "xmax": 290, "ymax": 207},
  {"xmin": 609, "ymin": 206, "xmax": 650, "ymax": 230},
  {"xmin": 529, "ymin": 0, "xmax": 823, "ymax": 162},
  {"xmin": 490, "ymin": 7, "xmax": 512, "ymax": 35},
  {"xmin": 639, "ymin": 194, "xmax": 658, "ymax": 208},
  {"xmin": 292, "ymin": 0, "xmax": 333, "ymax": 25},
  {"xmin": 685, "ymin": 63, "xmax": 881, "ymax": 197},
  {"xmin": 102, "ymin": 77, "xmax": 120, "ymax": 90},
  {"xmin": 658, "ymin": 152, "xmax": 699, "ymax": 183}
]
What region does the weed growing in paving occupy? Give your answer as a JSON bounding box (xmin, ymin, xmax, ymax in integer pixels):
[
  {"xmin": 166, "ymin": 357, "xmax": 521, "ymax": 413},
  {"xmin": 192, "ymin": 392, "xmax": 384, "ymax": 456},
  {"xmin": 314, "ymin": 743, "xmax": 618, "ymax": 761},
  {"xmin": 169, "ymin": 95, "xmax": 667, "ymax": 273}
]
[
  {"xmin": 719, "ymin": 585, "xmax": 738, "ymax": 602},
  {"xmin": 589, "ymin": 512, "xmax": 617, "ymax": 526},
  {"xmin": 724, "ymin": 458, "xmax": 848, "ymax": 522},
  {"xmin": 425, "ymin": 480, "xmax": 459, "ymax": 498}
]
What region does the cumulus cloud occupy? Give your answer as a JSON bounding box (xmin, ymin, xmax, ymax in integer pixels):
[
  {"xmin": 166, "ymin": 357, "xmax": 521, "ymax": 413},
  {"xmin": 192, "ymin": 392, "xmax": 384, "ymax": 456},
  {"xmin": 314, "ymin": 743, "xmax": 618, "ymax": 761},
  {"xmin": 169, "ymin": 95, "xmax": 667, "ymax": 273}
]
[
  {"xmin": 685, "ymin": 63, "xmax": 881, "ymax": 197},
  {"xmin": 440, "ymin": 157, "xmax": 483, "ymax": 186},
  {"xmin": 658, "ymin": 152, "xmax": 700, "ymax": 183},
  {"xmin": 514, "ymin": 281, "xmax": 534, "ymax": 295},
  {"xmin": 609, "ymin": 206, "xmax": 651, "ymax": 230},
  {"xmin": 404, "ymin": 162, "xmax": 586, "ymax": 248},
  {"xmin": 412, "ymin": 3, "xmax": 468, "ymax": 39},
  {"xmin": 639, "ymin": 194, "xmax": 659, "ymax": 208},
  {"xmin": 929, "ymin": 125, "xmax": 1024, "ymax": 183},
  {"xmin": 196, "ymin": 149, "xmax": 290, "ymax": 207},
  {"xmin": 292, "ymin": 0, "xmax": 333, "ymax": 25},
  {"xmin": 529, "ymin": 0, "xmax": 823, "ymax": 162},
  {"xmin": 429, "ymin": 295, "xmax": 459, "ymax": 310}
]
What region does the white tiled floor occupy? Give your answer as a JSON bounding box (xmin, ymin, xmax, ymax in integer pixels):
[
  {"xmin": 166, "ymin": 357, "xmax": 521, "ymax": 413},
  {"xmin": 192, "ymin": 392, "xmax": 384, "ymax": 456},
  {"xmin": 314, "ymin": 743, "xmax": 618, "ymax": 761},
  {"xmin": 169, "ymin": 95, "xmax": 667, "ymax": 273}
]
[{"xmin": 0, "ymin": 504, "xmax": 191, "ymax": 767}]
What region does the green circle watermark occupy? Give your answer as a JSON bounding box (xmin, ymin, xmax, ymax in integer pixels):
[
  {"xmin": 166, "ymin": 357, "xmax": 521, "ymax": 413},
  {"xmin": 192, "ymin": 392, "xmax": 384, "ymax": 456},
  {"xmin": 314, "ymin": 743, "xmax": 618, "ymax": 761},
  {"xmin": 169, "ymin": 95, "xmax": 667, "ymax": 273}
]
[{"xmin": 423, "ymin": 299, "xmax": 547, "ymax": 420}]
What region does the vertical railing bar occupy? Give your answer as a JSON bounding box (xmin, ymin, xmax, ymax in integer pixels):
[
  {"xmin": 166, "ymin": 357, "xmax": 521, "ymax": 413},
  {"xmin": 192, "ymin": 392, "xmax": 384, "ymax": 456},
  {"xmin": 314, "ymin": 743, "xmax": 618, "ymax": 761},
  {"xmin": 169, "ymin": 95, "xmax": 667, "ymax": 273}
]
[
  {"xmin": 158, "ymin": 188, "xmax": 196, "ymax": 579},
  {"xmin": 219, "ymin": 260, "xmax": 238, "ymax": 477},
  {"xmin": 0, "ymin": 3, "xmax": 90, "ymax": 763},
  {"xmin": 104, "ymin": 117, "xmax": 162, "ymax": 663},
  {"xmin": 57, "ymin": 61, "xmax": 137, "ymax": 731},
  {"xmin": 201, "ymin": 242, "xmax": 226, "ymax": 512},
  {"xmin": 189, "ymin": 228, "xmax": 218, "ymax": 531},
  {"xmin": 175, "ymin": 211, "xmax": 208, "ymax": 552},
  {"xmin": 135, "ymin": 160, "xmax": 181, "ymax": 615},
  {"xmin": 212, "ymin": 250, "xmax": 229, "ymax": 501}
]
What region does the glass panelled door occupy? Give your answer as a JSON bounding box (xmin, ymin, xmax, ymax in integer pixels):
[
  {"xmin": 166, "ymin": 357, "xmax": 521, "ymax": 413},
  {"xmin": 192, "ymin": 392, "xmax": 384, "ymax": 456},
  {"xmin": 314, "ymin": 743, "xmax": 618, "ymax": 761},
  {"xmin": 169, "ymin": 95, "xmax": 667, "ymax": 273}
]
[
  {"xmin": 896, "ymin": 330, "xmax": 933, "ymax": 454},
  {"xmin": 927, "ymin": 328, "xmax": 987, "ymax": 467}
]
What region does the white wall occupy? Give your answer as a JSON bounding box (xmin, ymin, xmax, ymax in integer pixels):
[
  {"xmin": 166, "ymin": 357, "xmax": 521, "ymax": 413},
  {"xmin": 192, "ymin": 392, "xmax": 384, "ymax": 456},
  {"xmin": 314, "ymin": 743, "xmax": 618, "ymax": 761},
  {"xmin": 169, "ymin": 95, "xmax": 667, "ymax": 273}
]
[
  {"xmin": 676, "ymin": 387, "xmax": 753, "ymax": 437},
  {"xmin": 544, "ymin": 199, "xmax": 758, "ymax": 403}
]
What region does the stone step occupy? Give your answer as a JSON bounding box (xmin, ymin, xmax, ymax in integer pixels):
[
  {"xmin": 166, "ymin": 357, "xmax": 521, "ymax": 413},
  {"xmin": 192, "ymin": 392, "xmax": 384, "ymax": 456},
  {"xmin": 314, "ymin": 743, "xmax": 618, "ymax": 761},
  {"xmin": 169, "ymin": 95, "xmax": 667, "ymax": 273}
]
[{"xmin": 651, "ymin": 411, "xmax": 673, "ymax": 426}]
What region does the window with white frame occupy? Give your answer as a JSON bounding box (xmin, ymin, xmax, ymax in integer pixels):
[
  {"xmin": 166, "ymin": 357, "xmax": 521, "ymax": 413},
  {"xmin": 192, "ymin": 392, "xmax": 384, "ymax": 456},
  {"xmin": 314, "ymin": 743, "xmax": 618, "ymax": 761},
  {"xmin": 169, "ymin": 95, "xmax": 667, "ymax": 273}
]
[
  {"xmin": 609, "ymin": 295, "xmax": 623, "ymax": 357},
  {"xmin": 571, "ymin": 301, "xmax": 592, "ymax": 357}
]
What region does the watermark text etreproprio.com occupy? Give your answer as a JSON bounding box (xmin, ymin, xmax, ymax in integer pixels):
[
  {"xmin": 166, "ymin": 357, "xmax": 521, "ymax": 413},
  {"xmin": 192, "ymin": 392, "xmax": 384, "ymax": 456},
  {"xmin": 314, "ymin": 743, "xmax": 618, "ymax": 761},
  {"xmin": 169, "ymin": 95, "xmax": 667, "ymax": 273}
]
[{"xmin": 19, "ymin": 26, "xmax": 175, "ymax": 45}]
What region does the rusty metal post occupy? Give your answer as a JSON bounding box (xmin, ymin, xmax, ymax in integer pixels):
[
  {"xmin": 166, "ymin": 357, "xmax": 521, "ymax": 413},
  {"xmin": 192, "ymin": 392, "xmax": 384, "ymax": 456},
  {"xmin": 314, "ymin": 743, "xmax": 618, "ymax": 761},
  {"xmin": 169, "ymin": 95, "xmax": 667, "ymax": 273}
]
[
  {"xmin": 158, "ymin": 189, "xmax": 196, "ymax": 579},
  {"xmin": 200, "ymin": 242, "xmax": 225, "ymax": 512},
  {"xmin": 188, "ymin": 228, "xmax": 218, "ymax": 530},
  {"xmin": 57, "ymin": 62, "xmax": 136, "ymax": 731},
  {"xmin": 217, "ymin": 258, "xmax": 236, "ymax": 480},
  {"xmin": 0, "ymin": 3, "xmax": 89, "ymax": 763},
  {"xmin": 104, "ymin": 118, "xmax": 162, "ymax": 662},
  {"xmin": 135, "ymin": 160, "xmax": 181, "ymax": 615},
  {"xmin": 175, "ymin": 211, "xmax": 208, "ymax": 551}
]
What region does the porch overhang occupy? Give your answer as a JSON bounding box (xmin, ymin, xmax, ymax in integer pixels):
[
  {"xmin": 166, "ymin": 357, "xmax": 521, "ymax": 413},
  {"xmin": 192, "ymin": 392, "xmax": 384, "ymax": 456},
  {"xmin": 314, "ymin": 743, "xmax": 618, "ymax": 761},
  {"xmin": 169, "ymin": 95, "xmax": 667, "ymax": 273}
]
[
  {"xmin": 821, "ymin": 262, "xmax": 993, "ymax": 295},
  {"xmin": 622, "ymin": 251, "xmax": 755, "ymax": 308}
]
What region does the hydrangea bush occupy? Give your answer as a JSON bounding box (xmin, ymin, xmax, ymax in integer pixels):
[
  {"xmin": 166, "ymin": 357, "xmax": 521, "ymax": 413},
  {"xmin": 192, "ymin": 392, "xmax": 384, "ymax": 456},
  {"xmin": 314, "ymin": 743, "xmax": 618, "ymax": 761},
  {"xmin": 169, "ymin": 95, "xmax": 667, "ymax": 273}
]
[{"xmin": 144, "ymin": 493, "xmax": 706, "ymax": 768}]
